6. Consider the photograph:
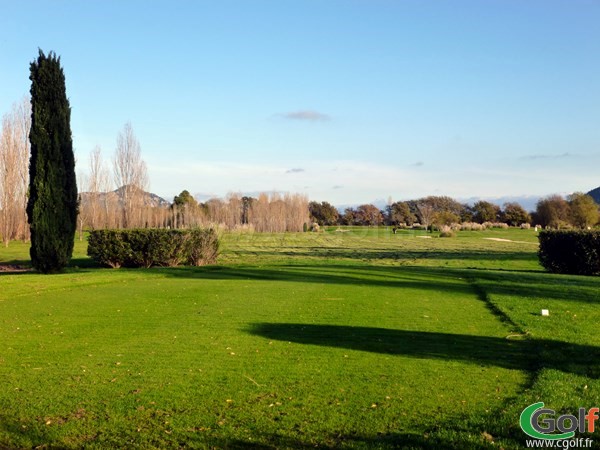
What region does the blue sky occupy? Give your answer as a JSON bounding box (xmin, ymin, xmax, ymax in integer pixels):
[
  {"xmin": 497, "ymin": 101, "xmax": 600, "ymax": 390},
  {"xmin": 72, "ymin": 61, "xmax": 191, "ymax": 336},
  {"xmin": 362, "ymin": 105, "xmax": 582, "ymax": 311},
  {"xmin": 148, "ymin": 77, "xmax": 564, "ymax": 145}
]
[{"xmin": 1, "ymin": 1, "xmax": 599, "ymax": 207}]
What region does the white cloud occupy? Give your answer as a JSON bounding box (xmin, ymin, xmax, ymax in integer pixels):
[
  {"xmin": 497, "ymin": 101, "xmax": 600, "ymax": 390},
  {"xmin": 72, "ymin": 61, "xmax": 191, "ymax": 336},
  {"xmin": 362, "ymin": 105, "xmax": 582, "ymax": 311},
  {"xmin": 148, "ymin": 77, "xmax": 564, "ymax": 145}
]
[
  {"xmin": 147, "ymin": 159, "xmax": 438, "ymax": 204},
  {"xmin": 280, "ymin": 110, "xmax": 330, "ymax": 121},
  {"xmin": 519, "ymin": 152, "xmax": 574, "ymax": 161},
  {"xmin": 140, "ymin": 155, "xmax": 600, "ymax": 207}
]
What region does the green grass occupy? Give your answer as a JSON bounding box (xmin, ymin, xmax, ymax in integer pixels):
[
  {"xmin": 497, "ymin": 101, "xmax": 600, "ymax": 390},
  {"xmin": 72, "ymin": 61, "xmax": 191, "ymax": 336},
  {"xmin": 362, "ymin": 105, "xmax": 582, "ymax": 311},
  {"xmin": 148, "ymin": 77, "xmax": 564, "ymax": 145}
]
[{"xmin": 1, "ymin": 228, "xmax": 599, "ymax": 449}]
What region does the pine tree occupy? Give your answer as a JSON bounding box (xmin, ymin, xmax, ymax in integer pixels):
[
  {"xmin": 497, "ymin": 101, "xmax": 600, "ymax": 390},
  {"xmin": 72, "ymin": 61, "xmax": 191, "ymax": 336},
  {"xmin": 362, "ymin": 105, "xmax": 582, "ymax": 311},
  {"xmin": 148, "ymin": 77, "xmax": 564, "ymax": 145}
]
[{"xmin": 27, "ymin": 50, "xmax": 78, "ymax": 273}]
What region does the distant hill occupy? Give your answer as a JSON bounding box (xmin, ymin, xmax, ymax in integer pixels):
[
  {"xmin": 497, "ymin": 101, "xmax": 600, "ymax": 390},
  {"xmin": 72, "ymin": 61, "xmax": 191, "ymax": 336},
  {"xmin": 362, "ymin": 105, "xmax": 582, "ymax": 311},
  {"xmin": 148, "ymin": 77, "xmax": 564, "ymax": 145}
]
[
  {"xmin": 80, "ymin": 185, "xmax": 170, "ymax": 208},
  {"xmin": 587, "ymin": 187, "xmax": 600, "ymax": 205}
]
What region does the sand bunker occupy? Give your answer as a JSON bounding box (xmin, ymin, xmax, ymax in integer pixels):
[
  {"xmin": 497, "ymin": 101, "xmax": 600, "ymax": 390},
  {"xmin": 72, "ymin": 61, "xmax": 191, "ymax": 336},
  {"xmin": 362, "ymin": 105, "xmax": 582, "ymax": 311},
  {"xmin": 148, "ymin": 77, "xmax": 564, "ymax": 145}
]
[{"xmin": 483, "ymin": 238, "xmax": 536, "ymax": 245}]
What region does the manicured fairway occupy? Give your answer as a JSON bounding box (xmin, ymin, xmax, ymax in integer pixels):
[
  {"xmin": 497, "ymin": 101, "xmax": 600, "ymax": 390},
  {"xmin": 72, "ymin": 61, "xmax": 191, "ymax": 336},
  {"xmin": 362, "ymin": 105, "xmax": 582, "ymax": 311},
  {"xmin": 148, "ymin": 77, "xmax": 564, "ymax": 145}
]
[{"xmin": 1, "ymin": 228, "xmax": 599, "ymax": 449}]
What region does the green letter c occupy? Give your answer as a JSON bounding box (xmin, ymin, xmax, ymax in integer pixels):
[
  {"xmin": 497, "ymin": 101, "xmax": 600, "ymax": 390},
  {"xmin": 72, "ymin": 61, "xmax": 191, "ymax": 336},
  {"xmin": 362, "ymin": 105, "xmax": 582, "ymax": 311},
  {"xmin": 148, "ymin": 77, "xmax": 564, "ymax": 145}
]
[{"xmin": 520, "ymin": 402, "xmax": 576, "ymax": 440}]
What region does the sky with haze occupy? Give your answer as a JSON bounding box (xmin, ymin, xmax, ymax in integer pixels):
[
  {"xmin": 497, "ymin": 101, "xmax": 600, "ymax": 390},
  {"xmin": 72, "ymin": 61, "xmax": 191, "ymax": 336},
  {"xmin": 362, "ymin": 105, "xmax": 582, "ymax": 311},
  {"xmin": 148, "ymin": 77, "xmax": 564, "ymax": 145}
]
[{"xmin": 1, "ymin": 0, "xmax": 599, "ymax": 208}]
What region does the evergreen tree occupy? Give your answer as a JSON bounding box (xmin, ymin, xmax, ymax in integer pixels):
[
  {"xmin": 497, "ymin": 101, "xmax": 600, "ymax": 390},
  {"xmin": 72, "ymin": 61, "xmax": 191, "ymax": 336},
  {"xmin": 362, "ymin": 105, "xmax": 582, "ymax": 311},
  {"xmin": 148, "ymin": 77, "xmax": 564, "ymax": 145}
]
[
  {"xmin": 27, "ymin": 50, "xmax": 78, "ymax": 273},
  {"xmin": 173, "ymin": 190, "xmax": 198, "ymax": 207}
]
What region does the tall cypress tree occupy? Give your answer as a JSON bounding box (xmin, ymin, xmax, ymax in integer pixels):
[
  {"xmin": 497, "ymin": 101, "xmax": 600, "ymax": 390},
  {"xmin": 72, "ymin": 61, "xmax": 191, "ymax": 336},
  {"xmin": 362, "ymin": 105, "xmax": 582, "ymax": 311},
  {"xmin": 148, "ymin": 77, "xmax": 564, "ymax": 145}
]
[{"xmin": 27, "ymin": 50, "xmax": 78, "ymax": 273}]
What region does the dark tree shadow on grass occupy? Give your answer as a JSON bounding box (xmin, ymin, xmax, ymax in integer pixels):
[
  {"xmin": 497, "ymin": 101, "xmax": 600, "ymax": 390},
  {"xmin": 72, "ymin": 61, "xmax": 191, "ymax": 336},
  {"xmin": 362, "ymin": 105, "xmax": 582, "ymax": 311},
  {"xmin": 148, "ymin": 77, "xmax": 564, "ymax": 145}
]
[
  {"xmin": 159, "ymin": 264, "xmax": 600, "ymax": 305},
  {"xmin": 185, "ymin": 430, "xmax": 489, "ymax": 449},
  {"xmin": 246, "ymin": 323, "xmax": 600, "ymax": 379},
  {"xmin": 0, "ymin": 256, "xmax": 98, "ymax": 275},
  {"xmin": 230, "ymin": 247, "xmax": 538, "ymax": 264},
  {"xmin": 0, "ymin": 414, "xmax": 52, "ymax": 450}
]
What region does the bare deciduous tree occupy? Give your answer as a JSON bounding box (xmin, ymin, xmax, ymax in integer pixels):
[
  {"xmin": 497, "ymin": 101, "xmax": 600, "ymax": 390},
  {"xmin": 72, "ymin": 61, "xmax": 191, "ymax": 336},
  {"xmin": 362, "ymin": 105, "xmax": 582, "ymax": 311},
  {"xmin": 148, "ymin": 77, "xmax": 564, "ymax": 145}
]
[
  {"xmin": 417, "ymin": 203, "xmax": 435, "ymax": 232},
  {"xmin": 113, "ymin": 123, "xmax": 148, "ymax": 228},
  {"xmin": 88, "ymin": 146, "xmax": 112, "ymax": 228},
  {"xmin": 0, "ymin": 97, "xmax": 31, "ymax": 246},
  {"xmin": 247, "ymin": 192, "xmax": 308, "ymax": 232}
]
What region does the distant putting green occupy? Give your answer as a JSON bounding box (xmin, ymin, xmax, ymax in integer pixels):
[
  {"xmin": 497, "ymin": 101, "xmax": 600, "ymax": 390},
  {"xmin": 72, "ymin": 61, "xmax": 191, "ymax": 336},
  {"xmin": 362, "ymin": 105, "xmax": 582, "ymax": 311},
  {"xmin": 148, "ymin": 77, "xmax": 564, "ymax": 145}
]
[{"xmin": 1, "ymin": 228, "xmax": 599, "ymax": 449}]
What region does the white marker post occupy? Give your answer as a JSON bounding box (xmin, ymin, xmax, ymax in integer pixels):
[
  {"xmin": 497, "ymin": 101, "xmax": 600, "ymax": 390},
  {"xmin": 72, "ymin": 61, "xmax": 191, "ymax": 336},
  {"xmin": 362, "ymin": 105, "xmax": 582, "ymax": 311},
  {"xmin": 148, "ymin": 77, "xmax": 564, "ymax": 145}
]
[{"xmin": 541, "ymin": 309, "xmax": 549, "ymax": 316}]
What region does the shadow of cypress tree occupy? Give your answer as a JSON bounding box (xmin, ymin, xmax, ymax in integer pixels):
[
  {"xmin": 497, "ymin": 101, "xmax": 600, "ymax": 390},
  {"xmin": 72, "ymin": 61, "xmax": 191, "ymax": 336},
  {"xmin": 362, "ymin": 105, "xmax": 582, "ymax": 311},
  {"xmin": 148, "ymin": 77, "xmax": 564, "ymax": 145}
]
[{"xmin": 246, "ymin": 323, "xmax": 600, "ymax": 379}]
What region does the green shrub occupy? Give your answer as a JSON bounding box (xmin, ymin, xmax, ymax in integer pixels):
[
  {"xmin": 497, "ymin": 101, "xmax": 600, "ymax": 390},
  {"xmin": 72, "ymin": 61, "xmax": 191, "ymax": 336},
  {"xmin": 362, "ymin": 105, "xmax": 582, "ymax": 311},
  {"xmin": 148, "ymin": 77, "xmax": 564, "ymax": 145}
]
[
  {"xmin": 186, "ymin": 228, "xmax": 219, "ymax": 266},
  {"xmin": 87, "ymin": 229, "xmax": 219, "ymax": 268},
  {"xmin": 87, "ymin": 230, "xmax": 130, "ymax": 268},
  {"xmin": 538, "ymin": 230, "xmax": 600, "ymax": 275}
]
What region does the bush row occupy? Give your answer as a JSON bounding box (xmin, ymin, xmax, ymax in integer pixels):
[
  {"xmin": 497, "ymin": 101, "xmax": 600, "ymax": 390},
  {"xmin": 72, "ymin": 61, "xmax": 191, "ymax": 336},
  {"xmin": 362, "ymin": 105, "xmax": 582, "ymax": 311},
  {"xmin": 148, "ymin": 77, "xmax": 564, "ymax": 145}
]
[
  {"xmin": 395, "ymin": 221, "xmax": 520, "ymax": 231},
  {"xmin": 538, "ymin": 230, "xmax": 600, "ymax": 275},
  {"xmin": 87, "ymin": 229, "xmax": 219, "ymax": 268}
]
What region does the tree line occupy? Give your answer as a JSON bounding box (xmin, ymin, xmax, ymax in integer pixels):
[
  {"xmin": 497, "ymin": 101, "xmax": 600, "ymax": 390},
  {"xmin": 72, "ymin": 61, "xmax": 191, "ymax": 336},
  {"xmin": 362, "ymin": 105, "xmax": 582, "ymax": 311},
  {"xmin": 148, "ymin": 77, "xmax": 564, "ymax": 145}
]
[
  {"xmin": 78, "ymin": 128, "xmax": 310, "ymax": 233},
  {"xmin": 169, "ymin": 190, "xmax": 309, "ymax": 232},
  {"xmin": 309, "ymin": 194, "xmax": 600, "ymax": 230},
  {"xmin": 2, "ymin": 95, "xmax": 598, "ymax": 249}
]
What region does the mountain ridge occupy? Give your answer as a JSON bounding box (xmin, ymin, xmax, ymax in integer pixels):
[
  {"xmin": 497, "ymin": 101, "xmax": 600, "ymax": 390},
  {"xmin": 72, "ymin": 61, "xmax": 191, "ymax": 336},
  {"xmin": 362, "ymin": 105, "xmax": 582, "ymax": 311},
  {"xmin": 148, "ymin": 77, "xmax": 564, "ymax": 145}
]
[
  {"xmin": 79, "ymin": 185, "xmax": 170, "ymax": 208},
  {"xmin": 587, "ymin": 187, "xmax": 600, "ymax": 204}
]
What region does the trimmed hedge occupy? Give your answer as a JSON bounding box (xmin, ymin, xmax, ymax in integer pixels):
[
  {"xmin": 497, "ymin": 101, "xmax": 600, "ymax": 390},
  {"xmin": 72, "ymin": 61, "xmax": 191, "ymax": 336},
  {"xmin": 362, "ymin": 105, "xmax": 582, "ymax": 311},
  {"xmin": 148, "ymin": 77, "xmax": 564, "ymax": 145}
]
[
  {"xmin": 538, "ymin": 230, "xmax": 600, "ymax": 275},
  {"xmin": 87, "ymin": 228, "xmax": 219, "ymax": 268}
]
